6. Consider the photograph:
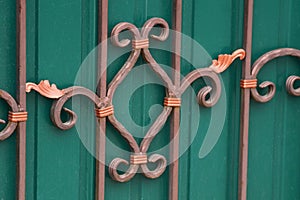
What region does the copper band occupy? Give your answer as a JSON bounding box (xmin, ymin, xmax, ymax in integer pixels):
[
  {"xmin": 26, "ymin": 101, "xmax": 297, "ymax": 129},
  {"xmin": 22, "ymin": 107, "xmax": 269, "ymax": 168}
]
[
  {"xmin": 164, "ymin": 97, "xmax": 181, "ymax": 107},
  {"xmin": 8, "ymin": 111, "xmax": 28, "ymax": 122},
  {"xmin": 132, "ymin": 39, "xmax": 149, "ymax": 49},
  {"xmin": 95, "ymin": 105, "xmax": 114, "ymax": 118},
  {"xmin": 130, "ymin": 153, "xmax": 148, "ymax": 165},
  {"xmin": 240, "ymin": 79, "xmax": 257, "ymax": 88}
]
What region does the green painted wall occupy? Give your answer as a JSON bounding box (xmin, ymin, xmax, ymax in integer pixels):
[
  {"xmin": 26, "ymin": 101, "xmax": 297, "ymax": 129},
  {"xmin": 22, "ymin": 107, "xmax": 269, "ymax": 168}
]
[
  {"xmin": 248, "ymin": 0, "xmax": 300, "ymax": 199},
  {"xmin": 0, "ymin": 0, "xmax": 299, "ymax": 199},
  {"xmin": 0, "ymin": 0, "xmax": 17, "ymax": 199}
]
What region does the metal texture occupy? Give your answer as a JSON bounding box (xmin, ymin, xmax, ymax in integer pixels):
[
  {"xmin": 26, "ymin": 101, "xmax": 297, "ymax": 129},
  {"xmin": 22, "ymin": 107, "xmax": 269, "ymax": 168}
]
[
  {"xmin": 8, "ymin": 111, "xmax": 28, "ymax": 123},
  {"xmin": 240, "ymin": 79, "xmax": 257, "ymax": 89},
  {"xmin": 239, "ymin": 46, "xmax": 300, "ymax": 199},
  {"xmin": 95, "ymin": 106, "xmax": 114, "ymax": 118},
  {"xmin": 164, "ymin": 97, "xmax": 181, "ymax": 107},
  {"xmin": 96, "ymin": 0, "xmax": 108, "ymax": 199},
  {"xmin": 16, "ymin": 0, "xmax": 27, "ymax": 199},
  {"xmin": 26, "ymin": 80, "xmax": 66, "ymax": 99},
  {"xmin": 249, "ymin": 48, "xmax": 300, "ymax": 102},
  {"xmin": 239, "ymin": 0, "xmax": 253, "ymax": 199},
  {"xmin": 0, "ymin": 1, "xmax": 27, "ymax": 198},
  {"xmin": 26, "ymin": 18, "xmax": 245, "ymax": 191},
  {"xmin": 169, "ymin": 0, "xmax": 182, "ymax": 199},
  {"xmin": 1, "ymin": 0, "xmax": 296, "ymax": 198},
  {"xmin": 239, "ymin": 2, "xmax": 300, "ymax": 200},
  {"xmin": 108, "ymin": 18, "xmax": 171, "ymax": 182},
  {"xmin": 0, "ymin": 90, "xmax": 19, "ymax": 140},
  {"xmin": 210, "ymin": 49, "xmax": 246, "ymax": 73}
]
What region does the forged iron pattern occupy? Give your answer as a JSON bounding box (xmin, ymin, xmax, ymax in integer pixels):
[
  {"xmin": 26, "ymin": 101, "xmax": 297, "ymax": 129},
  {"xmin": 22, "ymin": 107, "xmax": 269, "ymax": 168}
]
[{"xmin": 24, "ymin": 18, "xmax": 245, "ymax": 182}]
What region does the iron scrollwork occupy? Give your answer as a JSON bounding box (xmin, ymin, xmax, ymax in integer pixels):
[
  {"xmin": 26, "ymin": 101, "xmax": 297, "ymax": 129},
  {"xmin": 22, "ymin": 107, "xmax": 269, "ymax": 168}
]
[
  {"xmin": 26, "ymin": 17, "xmax": 245, "ymax": 182},
  {"xmin": 241, "ymin": 48, "xmax": 300, "ymax": 102},
  {"xmin": 0, "ymin": 90, "xmax": 19, "ymax": 140},
  {"xmin": 0, "ymin": 90, "xmax": 28, "ymax": 141}
]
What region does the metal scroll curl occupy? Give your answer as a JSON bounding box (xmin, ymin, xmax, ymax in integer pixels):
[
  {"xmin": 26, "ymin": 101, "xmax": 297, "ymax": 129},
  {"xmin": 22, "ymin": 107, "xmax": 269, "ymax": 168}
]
[
  {"xmin": 50, "ymin": 87, "xmax": 103, "ymax": 130},
  {"xmin": 25, "ymin": 17, "xmax": 245, "ymax": 183},
  {"xmin": 246, "ymin": 48, "xmax": 300, "ymax": 102},
  {"xmin": 26, "ymin": 81, "xmax": 103, "ymax": 130},
  {"xmin": 107, "ymin": 18, "xmax": 245, "ymax": 182},
  {"xmin": 0, "ymin": 90, "xmax": 19, "ymax": 140},
  {"xmin": 107, "ymin": 18, "xmax": 171, "ymax": 182}
]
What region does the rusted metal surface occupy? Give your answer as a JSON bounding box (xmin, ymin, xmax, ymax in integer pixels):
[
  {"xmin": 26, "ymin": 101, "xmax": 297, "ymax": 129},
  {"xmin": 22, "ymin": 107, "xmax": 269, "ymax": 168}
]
[
  {"xmin": 239, "ymin": 0, "xmax": 253, "ymax": 199},
  {"xmin": 16, "ymin": 0, "xmax": 27, "ymax": 199}
]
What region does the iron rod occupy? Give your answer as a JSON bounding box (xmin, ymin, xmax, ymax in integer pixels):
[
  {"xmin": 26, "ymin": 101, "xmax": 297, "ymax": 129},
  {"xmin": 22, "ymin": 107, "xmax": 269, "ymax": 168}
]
[
  {"xmin": 239, "ymin": 0, "xmax": 254, "ymax": 199},
  {"xmin": 170, "ymin": 0, "xmax": 182, "ymax": 199},
  {"xmin": 16, "ymin": 0, "xmax": 27, "ymax": 199},
  {"xmin": 96, "ymin": 0, "xmax": 108, "ymax": 199}
]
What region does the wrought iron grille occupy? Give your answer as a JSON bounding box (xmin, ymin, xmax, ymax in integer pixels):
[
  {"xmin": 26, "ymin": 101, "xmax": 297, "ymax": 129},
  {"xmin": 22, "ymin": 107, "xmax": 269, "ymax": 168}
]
[{"xmin": 0, "ymin": 0, "xmax": 300, "ymax": 200}]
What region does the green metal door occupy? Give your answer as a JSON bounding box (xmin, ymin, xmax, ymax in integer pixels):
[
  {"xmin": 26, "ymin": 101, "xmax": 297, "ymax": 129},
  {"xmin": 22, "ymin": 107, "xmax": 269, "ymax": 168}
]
[{"xmin": 0, "ymin": 0, "xmax": 299, "ymax": 200}]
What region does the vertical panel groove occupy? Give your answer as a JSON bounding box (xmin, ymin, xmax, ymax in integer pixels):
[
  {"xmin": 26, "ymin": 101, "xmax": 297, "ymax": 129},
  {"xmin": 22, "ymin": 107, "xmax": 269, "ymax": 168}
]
[
  {"xmin": 227, "ymin": 0, "xmax": 244, "ymax": 199},
  {"xmin": 80, "ymin": 0, "xmax": 97, "ymax": 199},
  {"xmin": 272, "ymin": 0, "xmax": 290, "ymax": 199}
]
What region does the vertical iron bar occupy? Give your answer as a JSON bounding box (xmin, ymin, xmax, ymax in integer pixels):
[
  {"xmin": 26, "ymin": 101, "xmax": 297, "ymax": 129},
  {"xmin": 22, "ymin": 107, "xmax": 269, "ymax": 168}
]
[
  {"xmin": 96, "ymin": 0, "xmax": 108, "ymax": 199},
  {"xmin": 16, "ymin": 0, "xmax": 27, "ymax": 199},
  {"xmin": 239, "ymin": 0, "xmax": 253, "ymax": 199},
  {"xmin": 170, "ymin": 0, "xmax": 182, "ymax": 200}
]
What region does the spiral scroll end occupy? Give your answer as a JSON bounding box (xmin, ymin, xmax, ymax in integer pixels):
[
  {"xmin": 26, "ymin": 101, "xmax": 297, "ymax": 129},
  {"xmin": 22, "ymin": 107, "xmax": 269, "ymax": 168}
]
[
  {"xmin": 286, "ymin": 75, "xmax": 300, "ymax": 96},
  {"xmin": 62, "ymin": 107, "xmax": 77, "ymax": 128},
  {"xmin": 50, "ymin": 106, "xmax": 78, "ymax": 130},
  {"xmin": 111, "ymin": 22, "xmax": 140, "ymax": 48},
  {"xmin": 251, "ymin": 81, "xmax": 276, "ymax": 103},
  {"xmin": 109, "ymin": 158, "xmax": 137, "ymax": 182},
  {"xmin": 197, "ymin": 86, "xmax": 220, "ymax": 108},
  {"xmin": 141, "ymin": 154, "xmax": 167, "ymax": 179}
]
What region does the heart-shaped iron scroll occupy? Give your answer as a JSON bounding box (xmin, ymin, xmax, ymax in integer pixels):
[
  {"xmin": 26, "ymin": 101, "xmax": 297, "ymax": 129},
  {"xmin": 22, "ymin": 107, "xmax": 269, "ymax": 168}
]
[{"xmin": 25, "ymin": 17, "xmax": 245, "ymax": 182}]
